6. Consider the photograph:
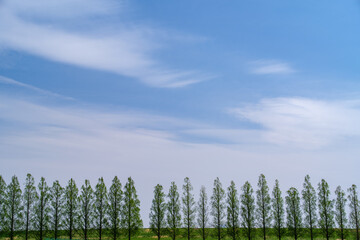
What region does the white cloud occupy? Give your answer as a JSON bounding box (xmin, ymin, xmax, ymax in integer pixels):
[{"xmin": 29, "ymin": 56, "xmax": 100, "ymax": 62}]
[
  {"xmin": 0, "ymin": 96, "xmax": 200, "ymax": 134},
  {"xmin": 2, "ymin": 93, "xmax": 360, "ymax": 226},
  {"xmin": 0, "ymin": 0, "xmax": 210, "ymax": 88},
  {"xmin": 2, "ymin": 0, "xmax": 118, "ymax": 19},
  {"xmin": 0, "ymin": 75, "xmax": 74, "ymax": 100},
  {"xmin": 250, "ymin": 60, "xmax": 295, "ymax": 75},
  {"xmin": 230, "ymin": 97, "xmax": 360, "ymax": 148}
]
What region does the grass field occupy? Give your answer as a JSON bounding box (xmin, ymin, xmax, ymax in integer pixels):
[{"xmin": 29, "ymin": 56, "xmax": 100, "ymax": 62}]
[{"xmin": 0, "ymin": 228, "xmax": 359, "ymax": 240}]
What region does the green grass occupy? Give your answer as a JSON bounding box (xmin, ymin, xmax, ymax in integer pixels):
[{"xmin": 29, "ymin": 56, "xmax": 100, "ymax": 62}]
[{"xmin": 1, "ymin": 228, "xmax": 359, "ymax": 240}]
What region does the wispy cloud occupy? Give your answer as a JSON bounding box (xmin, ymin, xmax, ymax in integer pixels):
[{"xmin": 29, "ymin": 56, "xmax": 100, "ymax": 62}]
[
  {"xmin": 249, "ymin": 60, "xmax": 295, "ymax": 75},
  {"xmin": 1, "ymin": 94, "xmax": 355, "ymax": 186},
  {"xmin": 0, "ymin": 93, "xmax": 305, "ymax": 187},
  {"xmin": 0, "ymin": 96, "xmax": 202, "ymax": 134},
  {"xmin": 0, "ymin": 0, "xmax": 211, "ymax": 88},
  {"xmin": 0, "ymin": 75, "xmax": 74, "ymax": 100},
  {"xmin": 230, "ymin": 97, "xmax": 360, "ymax": 148},
  {"xmin": 3, "ymin": 0, "xmax": 118, "ymax": 19},
  {"xmin": 2, "ymin": 92, "xmax": 360, "ymax": 226}
]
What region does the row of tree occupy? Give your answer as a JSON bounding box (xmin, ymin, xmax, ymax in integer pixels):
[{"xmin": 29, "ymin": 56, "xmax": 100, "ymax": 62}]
[
  {"xmin": 150, "ymin": 176, "xmax": 360, "ymax": 240},
  {"xmin": 0, "ymin": 175, "xmax": 142, "ymax": 240},
  {"xmin": 0, "ymin": 174, "xmax": 360, "ymax": 240}
]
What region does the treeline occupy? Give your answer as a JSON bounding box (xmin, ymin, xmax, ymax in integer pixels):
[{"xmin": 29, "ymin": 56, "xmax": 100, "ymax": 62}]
[
  {"xmin": 0, "ymin": 175, "xmax": 141, "ymax": 240},
  {"xmin": 0, "ymin": 175, "xmax": 360, "ymax": 240}
]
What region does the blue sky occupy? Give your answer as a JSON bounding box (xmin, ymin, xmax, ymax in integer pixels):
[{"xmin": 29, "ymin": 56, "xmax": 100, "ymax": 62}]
[{"xmin": 1, "ymin": 0, "xmax": 360, "ymax": 225}]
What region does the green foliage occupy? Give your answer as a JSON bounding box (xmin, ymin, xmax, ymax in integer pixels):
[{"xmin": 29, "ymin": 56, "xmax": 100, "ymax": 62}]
[
  {"xmin": 240, "ymin": 181, "xmax": 255, "ymax": 240},
  {"xmin": 301, "ymin": 175, "xmax": 317, "ymax": 240},
  {"xmin": 50, "ymin": 180, "xmax": 64, "ymax": 240},
  {"xmin": 271, "ymin": 179, "xmax": 284, "ymax": 240},
  {"xmin": 317, "ymin": 179, "xmax": 334, "ymax": 240},
  {"xmin": 34, "ymin": 177, "xmax": 51, "ymax": 240},
  {"xmin": 78, "ymin": 179, "xmax": 94, "ymax": 240},
  {"xmin": 211, "ymin": 178, "xmax": 225, "ymax": 240},
  {"xmin": 0, "ymin": 176, "xmax": 6, "ymax": 232},
  {"xmin": 5, "ymin": 175, "xmax": 23, "ymax": 240},
  {"xmin": 94, "ymin": 177, "xmax": 109, "ymax": 240},
  {"xmin": 23, "ymin": 173, "xmax": 37, "ymax": 240},
  {"xmin": 63, "ymin": 178, "xmax": 79, "ymax": 240},
  {"xmin": 167, "ymin": 181, "xmax": 181, "ymax": 240},
  {"xmin": 226, "ymin": 181, "xmax": 239, "ymax": 240},
  {"xmin": 2, "ymin": 174, "xmax": 360, "ymax": 240},
  {"xmin": 286, "ymin": 187, "xmax": 301, "ymax": 240},
  {"xmin": 335, "ymin": 186, "xmax": 347, "ymax": 240},
  {"xmin": 108, "ymin": 176, "xmax": 123, "ymax": 240},
  {"xmin": 121, "ymin": 177, "xmax": 143, "ymax": 240},
  {"xmin": 348, "ymin": 184, "xmax": 360, "ymax": 240},
  {"xmin": 197, "ymin": 186, "xmax": 209, "ymax": 240},
  {"xmin": 182, "ymin": 177, "xmax": 196, "ymax": 240},
  {"xmin": 149, "ymin": 184, "xmax": 166, "ymax": 240},
  {"xmin": 256, "ymin": 174, "xmax": 271, "ymax": 240}
]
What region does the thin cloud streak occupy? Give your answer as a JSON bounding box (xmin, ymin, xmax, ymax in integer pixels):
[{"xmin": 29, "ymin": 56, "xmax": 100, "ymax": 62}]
[
  {"xmin": 0, "ymin": 96, "xmax": 204, "ymax": 134},
  {"xmin": 3, "ymin": 0, "xmax": 119, "ymax": 19},
  {"xmin": 0, "ymin": 75, "xmax": 75, "ymax": 100},
  {"xmin": 250, "ymin": 60, "xmax": 295, "ymax": 75}
]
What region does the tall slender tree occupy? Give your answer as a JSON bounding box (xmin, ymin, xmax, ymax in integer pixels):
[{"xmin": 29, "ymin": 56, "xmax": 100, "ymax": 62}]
[
  {"xmin": 78, "ymin": 180, "xmax": 94, "ymax": 240},
  {"xmin": 256, "ymin": 174, "xmax": 271, "ymax": 240},
  {"xmin": 0, "ymin": 176, "xmax": 6, "ymax": 233},
  {"xmin": 286, "ymin": 187, "xmax": 302, "ymax": 240},
  {"xmin": 149, "ymin": 184, "xmax": 166, "ymax": 240},
  {"xmin": 5, "ymin": 175, "xmax": 23, "ymax": 240},
  {"xmin": 182, "ymin": 177, "xmax": 196, "ymax": 240},
  {"xmin": 240, "ymin": 181, "xmax": 255, "ymax": 240},
  {"xmin": 34, "ymin": 177, "xmax": 51, "ymax": 240},
  {"xmin": 271, "ymin": 180, "xmax": 284, "ymax": 240},
  {"xmin": 197, "ymin": 186, "xmax": 209, "ymax": 240},
  {"xmin": 94, "ymin": 177, "xmax": 108, "ymax": 240},
  {"xmin": 348, "ymin": 184, "xmax": 360, "ymax": 240},
  {"xmin": 226, "ymin": 181, "xmax": 240, "ymax": 240},
  {"xmin": 108, "ymin": 176, "xmax": 122, "ymax": 240},
  {"xmin": 50, "ymin": 180, "xmax": 64, "ymax": 240},
  {"xmin": 167, "ymin": 182, "xmax": 181, "ymax": 240},
  {"xmin": 301, "ymin": 175, "xmax": 317, "ymax": 240},
  {"xmin": 121, "ymin": 177, "xmax": 143, "ymax": 240},
  {"xmin": 23, "ymin": 174, "xmax": 37, "ymax": 240},
  {"xmin": 63, "ymin": 178, "xmax": 79, "ymax": 240},
  {"xmin": 335, "ymin": 186, "xmax": 347, "ymax": 240},
  {"xmin": 211, "ymin": 177, "xmax": 225, "ymax": 240},
  {"xmin": 318, "ymin": 179, "xmax": 334, "ymax": 240}
]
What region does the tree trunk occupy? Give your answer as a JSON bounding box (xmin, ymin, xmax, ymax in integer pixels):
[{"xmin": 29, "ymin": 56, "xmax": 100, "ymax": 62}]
[
  {"xmin": 54, "ymin": 204, "xmax": 58, "ymax": 240},
  {"xmin": 262, "ymin": 200, "xmax": 266, "ymax": 240},
  {"xmin": 277, "ymin": 206, "xmax": 281, "ymax": 240},
  {"xmin": 128, "ymin": 195, "xmax": 131, "ymax": 240},
  {"xmin": 10, "ymin": 197, "xmax": 15, "ymax": 240},
  {"xmin": 26, "ymin": 197, "xmax": 30, "ymax": 240},
  {"xmin": 263, "ymin": 224, "xmax": 266, "ymax": 240}
]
